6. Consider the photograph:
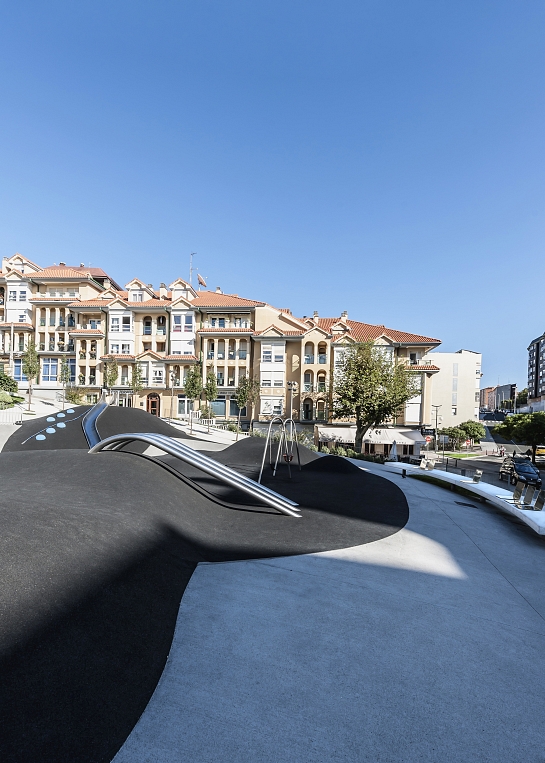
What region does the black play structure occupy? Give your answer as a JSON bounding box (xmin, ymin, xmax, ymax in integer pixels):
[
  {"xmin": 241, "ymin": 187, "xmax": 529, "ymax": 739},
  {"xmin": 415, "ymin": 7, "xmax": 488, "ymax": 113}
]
[{"xmin": 0, "ymin": 405, "xmax": 409, "ymax": 763}]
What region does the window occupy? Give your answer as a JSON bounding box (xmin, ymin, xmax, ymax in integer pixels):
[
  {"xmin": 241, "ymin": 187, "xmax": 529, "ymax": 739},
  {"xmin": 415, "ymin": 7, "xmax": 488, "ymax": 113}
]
[
  {"xmin": 69, "ymin": 358, "xmax": 76, "ymax": 383},
  {"xmin": 452, "ymin": 393, "xmax": 457, "ymax": 405},
  {"xmin": 122, "ymin": 317, "xmax": 131, "ymax": 332},
  {"xmin": 409, "ymin": 352, "xmax": 418, "ymax": 365},
  {"xmin": 89, "ymin": 320, "xmax": 97, "ymax": 329},
  {"xmin": 452, "ymin": 378, "xmax": 458, "ymax": 392},
  {"xmin": 132, "ymin": 291, "xmax": 143, "ymax": 302},
  {"xmin": 121, "ymin": 344, "xmax": 130, "ymax": 354},
  {"xmin": 210, "ymin": 399, "xmax": 226, "ymax": 416},
  {"xmin": 173, "ymin": 315, "xmax": 182, "ymax": 332},
  {"xmin": 111, "ymin": 317, "xmax": 120, "ymax": 332},
  {"xmin": 153, "ymin": 368, "xmax": 164, "ymax": 382},
  {"xmin": 274, "ymin": 349, "xmax": 283, "ymax": 362},
  {"xmin": 184, "ymin": 315, "xmax": 193, "ymax": 332},
  {"xmin": 262, "ymin": 345, "xmax": 272, "ymax": 362},
  {"xmin": 110, "ymin": 343, "xmax": 119, "ymax": 354},
  {"xmin": 453, "ymin": 363, "xmax": 459, "ymax": 376},
  {"xmin": 42, "ymin": 358, "xmax": 58, "ymax": 382},
  {"xmin": 230, "ymin": 400, "xmax": 246, "ymax": 416},
  {"xmin": 18, "ymin": 314, "xmax": 25, "ymax": 323},
  {"xmin": 8, "ymin": 291, "xmax": 16, "ymax": 301},
  {"xmin": 143, "ymin": 318, "xmax": 152, "ymax": 335},
  {"xmin": 156, "ymin": 342, "xmax": 165, "ymax": 352},
  {"xmin": 273, "ymin": 401, "xmax": 283, "ymax": 415},
  {"xmin": 452, "ymin": 407, "xmax": 457, "ymax": 416},
  {"xmin": 19, "ymin": 291, "xmax": 26, "ymax": 301},
  {"xmin": 13, "ymin": 359, "xmax": 27, "ymax": 381},
  {"xmin": 261, "ymin": 377, "xmax": 271, "ymax": 387},
  {"xmin": 217, "ymin": 372, "xmax": 224, "ymax": 386},
  {"xmin": 139, "ymin": 362, "xmax": 148, "ymax": 382}
]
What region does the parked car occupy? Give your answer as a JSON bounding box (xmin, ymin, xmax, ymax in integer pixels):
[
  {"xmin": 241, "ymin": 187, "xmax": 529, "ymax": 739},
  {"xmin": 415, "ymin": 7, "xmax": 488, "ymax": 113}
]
[{"xmin": 499, "ymin": 457, "xmax": 542, "ymax": 487}]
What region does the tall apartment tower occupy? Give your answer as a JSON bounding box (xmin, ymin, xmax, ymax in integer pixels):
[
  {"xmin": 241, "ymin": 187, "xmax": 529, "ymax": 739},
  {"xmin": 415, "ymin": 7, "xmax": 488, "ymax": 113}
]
[{"xmin": 528, "ymin": 332, "xmax": 545, "ymax": 405}]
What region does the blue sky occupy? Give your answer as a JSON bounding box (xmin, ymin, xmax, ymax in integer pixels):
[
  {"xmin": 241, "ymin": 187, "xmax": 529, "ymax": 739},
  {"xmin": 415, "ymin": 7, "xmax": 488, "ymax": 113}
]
[{"xmin": 0, "ymin": 1, "xmax": 543, "ymax": 388}]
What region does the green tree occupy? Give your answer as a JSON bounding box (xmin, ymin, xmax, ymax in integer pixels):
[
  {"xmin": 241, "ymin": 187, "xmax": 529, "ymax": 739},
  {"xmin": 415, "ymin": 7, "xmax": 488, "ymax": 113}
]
[
  {"xmin": 234, "ymin": 375, "xmax": 260, "ymax": 437},
  {"xmin": 0, "ymin": 390, "xmax": 13, "ymax": 409},
  {"xmin": 22, "ymin": 339, "xmax": 40, "ymax": 411},
  {"xmin": 234, "ymin": 374, "xmax": 260, "ymax": 439},
  {"xmin": 203, "ymin": 367, "xmax": 218, "ymax": 432},
  {"xmin": 0, "ymin": 371, "xmax": 18, "ymax": 394},
  {"xmin": 332, "ymin": 342, "xmax": 420, "ymax": 453},
  {"xmin": 183, "ymin": 364, "xmax": 203, "ymax": 434},
  {"xmin": 65, "ymin": 386, "xmax": 88, "ymax": 405},
  {"xmin": 131, "ymin": 362, "xmax": 145, "ymax": 406},
  {"xmin": 438, "ymin": 426, "xmax": 467, "ymax": 450},
  {"xmin": 59, "ymin": 357, "xmax": 72, "ymax": 410},
  {"xmin": 493, "ymin": 413, "xmax": 545, "ymax": 464},
  {"xmin": 516, "ymin": 388, "xmax": 528, "ymax": 406},
  {"xmin": 103, "ymin": 357, "xmax": 119, "ymax": 388},
  {"xmin": 458, "ymin": 420, "xmax": 486, "ymax": 445}
]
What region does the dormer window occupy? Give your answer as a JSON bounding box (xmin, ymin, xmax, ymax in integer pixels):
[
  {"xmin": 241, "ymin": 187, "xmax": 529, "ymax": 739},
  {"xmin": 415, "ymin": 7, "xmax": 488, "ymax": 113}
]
[{"xmin": 132, "ymin": 291, "xmax": 143, "ymax": 302}]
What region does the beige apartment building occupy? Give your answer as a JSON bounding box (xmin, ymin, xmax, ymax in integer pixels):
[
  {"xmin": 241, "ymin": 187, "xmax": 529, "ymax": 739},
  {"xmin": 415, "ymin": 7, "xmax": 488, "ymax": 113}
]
[{"xmin": 0, "ymin": 252, "xmax": 441, "ymax": 427}]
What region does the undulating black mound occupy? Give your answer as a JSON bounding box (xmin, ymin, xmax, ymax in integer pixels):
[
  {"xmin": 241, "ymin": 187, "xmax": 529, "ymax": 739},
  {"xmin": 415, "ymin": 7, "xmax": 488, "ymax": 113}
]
[
  {"xmin": 0, "ymin": 420, "xmax": 409, "ymax": 763},
  {"xmin": 3, "ymin": 405, "xmax": 191, "ymax": 452}
]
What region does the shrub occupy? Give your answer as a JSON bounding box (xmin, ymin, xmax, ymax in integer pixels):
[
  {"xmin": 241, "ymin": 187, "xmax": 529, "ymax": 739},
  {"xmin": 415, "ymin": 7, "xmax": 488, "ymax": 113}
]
[
  {"xmin": 226, "ymin": 422, "xmax": 239, "ymax": 433},
  {"xmin": 0, "ymin": 372, "xmax": 17, "ymax": 394},
  {"xmin": 321, "ymin": 446, "xmax": 330, "ymax": 454}
]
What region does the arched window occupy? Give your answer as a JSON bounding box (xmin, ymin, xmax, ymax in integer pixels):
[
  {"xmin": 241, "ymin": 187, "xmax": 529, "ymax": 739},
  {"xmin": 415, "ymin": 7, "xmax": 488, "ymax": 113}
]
[
  {"xmin": 316, "ymin": 400, "xmax": 326, "ymax": 421},
  {"xmin": 143, "ymin": 317, "xmax": 152, "ymax": 335},
  {"xmin": 318, "ymin": 342, "xmax": 327, "ymax": 364},
  {"xmin": 304, "ymin": 343, "xmax": 314, "ymax": 364},
  {"xmin": 157, "ymin": 315, "xmax": 166, "ymax": 336},
  {"xmin": 217, "ymin": 340, "xmax": 225, "ymax": 360},
  {"xmin": 303, "ymin": 370, "xmax": 313, "ymax": 392},
  {"xmin": 121, "ymin": 365, "xmax": 129, "ymax": 386},
  {"xmin": 207, "ymin": 340, "xmax": 215, "ymax": 360},
  {"xmin": 228, "ymin": 339, "xmax": 236, "ymax": 360},
  {"xmin": 49, "ymin": 308, "xmax": 56, "ymax": 327}
]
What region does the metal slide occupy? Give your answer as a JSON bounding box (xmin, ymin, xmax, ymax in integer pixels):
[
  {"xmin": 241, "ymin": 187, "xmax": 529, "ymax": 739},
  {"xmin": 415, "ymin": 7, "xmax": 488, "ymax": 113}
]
[
  {"xmin": 81, "ymin": 390, "xmax": 109, "ymax": 448},
  {"xmin": 89, "ymin": 432, "xmax": 302, "ymax": 517}
]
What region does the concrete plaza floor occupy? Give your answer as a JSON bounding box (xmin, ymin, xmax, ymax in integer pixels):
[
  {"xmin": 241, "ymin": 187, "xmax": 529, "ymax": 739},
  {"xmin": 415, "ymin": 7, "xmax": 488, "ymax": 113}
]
[{"xmin": 114, "ymin": 465, "xmax": 545, "ymax": 763}]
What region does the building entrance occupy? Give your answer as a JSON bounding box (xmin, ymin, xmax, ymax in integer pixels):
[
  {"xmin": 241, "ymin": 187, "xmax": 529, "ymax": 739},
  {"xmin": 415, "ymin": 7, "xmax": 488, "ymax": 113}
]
[{"xmin": 147, "ymin": 393, "xmax": 160, "ymax": 417}]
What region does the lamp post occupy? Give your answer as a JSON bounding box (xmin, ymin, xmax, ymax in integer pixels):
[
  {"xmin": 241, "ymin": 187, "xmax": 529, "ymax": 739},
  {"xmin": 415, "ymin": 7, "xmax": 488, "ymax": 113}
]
[
  {"xmin": 170, "ymin": 369, "xmax": 177, "ymax": 423},
  {"xmin": 432, "ymin": 404, "xmax": 441, "ymax": 454}
]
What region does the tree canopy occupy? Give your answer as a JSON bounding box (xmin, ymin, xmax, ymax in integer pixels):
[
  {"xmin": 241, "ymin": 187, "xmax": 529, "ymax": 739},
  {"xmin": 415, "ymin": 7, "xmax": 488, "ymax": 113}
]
[
  {"xmin": 0, "ymin": 371, "xmax": 17, "ymax": 394},
  {"xmin": 332, "ymin": 342, "xmax": 420, "ymax": 453},
  {"xmin": 458, "ymin": 420, "xmax": 486, "ymax": 442},
  {"xmin": 493, "ymin": 413, "xmax": 545, "ymax": 463}
]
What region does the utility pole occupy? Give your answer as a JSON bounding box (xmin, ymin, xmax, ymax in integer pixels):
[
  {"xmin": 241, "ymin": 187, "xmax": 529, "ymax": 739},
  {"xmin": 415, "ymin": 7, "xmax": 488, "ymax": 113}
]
[{"xmin": 189, "ymin": 253, "xmax": 196, "ymax": 286}]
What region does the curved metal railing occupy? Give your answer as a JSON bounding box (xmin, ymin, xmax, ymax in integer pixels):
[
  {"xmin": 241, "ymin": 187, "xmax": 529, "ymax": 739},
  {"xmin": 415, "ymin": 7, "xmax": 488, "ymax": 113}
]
[
  {"xmin": 81, "ymin": 390, "xmax": 109, "ymax": 448},
  {"xmin": 89, "ymin": 432, "xmax": 302, "ymax": 518}
]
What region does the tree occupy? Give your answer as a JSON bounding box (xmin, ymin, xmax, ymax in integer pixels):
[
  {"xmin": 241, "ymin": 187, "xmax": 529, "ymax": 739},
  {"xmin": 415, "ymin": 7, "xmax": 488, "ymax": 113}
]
[
  {"xmin": 234, "ymin": 375, "xmax": 260, "ymax": 439},
  {"xmin": 235, "ymin": 375, "xmax": 260, "ymax": 424},
  {"xmin": 516, "ymin": 388, "xmax": 528, "ymax": 406},
  {"xmin": 183, "ymin": 365, "xmax": 203, "ymax": 434},
  {"xmin": 493, "ymin": 413, "xmax": 545, "ymax": 464},
  {"xmin": 332, "ymin": 342, "xmax": 420, "ymax": 453},
  {"xmin": 438, "ymin": 426, "xmax": 467, "ymax": 450},
  {"xmin": 203, "ymin": 367, "xmax": 218, "ymax": 432},
  {"xmin": 0, "ymin": 371, "xmax": 17, "ymax": 394},
  {"xmin": 21, "ymin": 339, "xmax": 40, "ymax": 411},
  {"xmin": 458, "ymin": 420, "xmax": 486, "ymax": 445},
  {"xmin": 103, "ymin": 357, "xmax": 119, "ymax": 389},
  {"xmin": 59, "ymin": 357, "xmax": 72, "ymax": 410},
  {"xmin": 131, "ymin": 362, "xmax": 145, "ymax": 407}
]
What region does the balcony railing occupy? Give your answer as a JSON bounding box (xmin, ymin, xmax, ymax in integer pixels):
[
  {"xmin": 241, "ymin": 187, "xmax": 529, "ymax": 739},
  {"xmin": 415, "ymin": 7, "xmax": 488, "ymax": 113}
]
[
  {"xmin": 318, "ymin": 354, "xmax": 327, "ymax": 364},
  {"xmin": 228, "ymin": 352, "xmax": 236, "ymax": 360},
  {"xmin": 239, "ymin": 351, "xmax": 247, "ymax": 359},
  {"xmin": 304, "ymin": 355, "xmax": 314, "ymax": 364},
  {"xmin": 89, "ymin": 351, "xmax": 97, "ymax": 359},
  {"xmin": 67, "ymin": 343, "xmax": 75, "ymax": 352},
  {"xmin": 303, "ymin": 383, "xmax": 327, "ymax": 393},
  {"xmin": 48, "ymin": 343, "xmax": 55, "ymax": 351},
  {"xmin": 207, "ymin": 352, "xmax": 214, "ymax": 359},
  {"xmin": 156, "ymin": 327, "xmax": 166, "ymax": 335},
  {"xmin": 79, "ymin": 352, "xmax": 86, "ymax": 359},
  {"xmin": 39, "ymin": 319, "xmax": 46, "ymax": 326}
]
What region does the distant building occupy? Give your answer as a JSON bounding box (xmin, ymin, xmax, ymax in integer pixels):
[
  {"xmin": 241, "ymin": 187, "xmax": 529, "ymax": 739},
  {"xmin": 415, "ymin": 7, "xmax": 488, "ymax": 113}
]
[
  {"xmin": 492, "ymin": 383, "xmax": 516, "ymax": 410},
  {"xmin": 479, "ymin": 386, "xmax": 495, "ymax": 410},
  {"xmin": 422, "ymin": 349, "xmax": 482, "ymax": 429},
  {"xmin": 528, "ymin": 331, "xmax": 545, "ymax": 406}
]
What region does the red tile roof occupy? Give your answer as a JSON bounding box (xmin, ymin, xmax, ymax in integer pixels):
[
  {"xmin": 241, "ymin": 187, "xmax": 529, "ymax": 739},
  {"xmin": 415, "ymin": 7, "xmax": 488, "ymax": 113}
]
[
  {"xmin": 408, "ymin": 364, "xmax": 440, "ymax": 371},
  {"xmin": 197, "ymin": 327, "xmax": 254, "ymax": 333},
  {"xmin": 67, "ymin": 300, "xmax": 113, "ymax": 307},
  {"xmin": 316, "ymin": 317, "xmax": 440, "ymax": 345},
  {"xmin": 191, "ymin": 291, "xmax": 265, "ymax": 308},
  {"xmin": 33, "ymin": 267, "xmax": 92, "ymax": 279},
  {"xmin": 163, "ymin": 355, "xmax": 198, "ymax": 361},
  {"xmin": 0, "ymin": 322, "xmax": 34, "ymax": 329},
  {"xmin": 100, "ymin": 354, "xmax": 136, "ymax": 360},
  {"xmin": 68, "ymin": 329, "xmax": 104, "ymax": 335}
]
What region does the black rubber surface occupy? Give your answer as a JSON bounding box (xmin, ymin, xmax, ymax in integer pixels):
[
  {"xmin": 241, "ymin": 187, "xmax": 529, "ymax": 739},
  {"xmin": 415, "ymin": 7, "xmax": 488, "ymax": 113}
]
[
  {"xmin": 0, "ymin": 412, "xmax": 409, "ymax": 763},
  {"xmin": 3, "ymin": 405, "xmax": 192, "ymax": 452}
]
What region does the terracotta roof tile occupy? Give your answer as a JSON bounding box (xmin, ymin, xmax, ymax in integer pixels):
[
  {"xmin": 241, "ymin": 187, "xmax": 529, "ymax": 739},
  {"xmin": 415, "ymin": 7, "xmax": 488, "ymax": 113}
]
[
  {"xmin": 317, "ymin": 317, "xmax": 440, "ymax": 345},
  {"xmin": 33, "ymin": 267, "xmax": 91, "ymax": 279},
  {"xmin": 125, "ymin": 299, "xmax": 172, "ymax": 307},
  {"xmin": 68, "ymin": 329, "xmax": 104, "ymax": 335},
  {"xmin": 408, "ymin": 364, "xmax": 440, "ymax": 371},
  {"xmin": 0, "ymin": 322, "xmax": 34, "ymax": 329},
  {"xmin": 100, "ymin": 354, "xmax": 136, "ymax": 360},
  {"xmin": 191, "ymin": 291, "xmax": 265, "ymax": 308},
  {"xmin": 197, "ymin": 327, "xmax": 254, "ymax": 333},
  {"xmin": 68, "ymin": 300, "xmax": 113, "ymax": 307},
  {"xmin": 163, "ymin": 355, "xmax": 198, "ymax": 361}
]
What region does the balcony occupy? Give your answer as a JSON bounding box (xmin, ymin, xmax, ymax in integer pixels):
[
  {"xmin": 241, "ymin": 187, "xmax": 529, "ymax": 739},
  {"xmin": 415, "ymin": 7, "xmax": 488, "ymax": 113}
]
[
  {"xmin": 239, "ymin": 351, "xmax": 247, "ymax": 360},
  {"xmin": 39, "ymin": 343, "xmax": 45, "ymax": 351},
  {"xmin": 217, "ymin": 353, "xmax": 225, "ymax": 360},
  {"xmin": 89, "ymin": 351, "xmax": 97, "ymax": 360},
  {"xmin": 227, "ymin": 379, "xmax": 235, "ymax": 386},
  {"xmin": 79, "ymin": 352, "xmax": 87, "ymax": 359},
  {"xmin": 48, "ymin": 343, "xmax": 55, "ymax": 351},
  {"xmin": 304, "ymin": 355, "xmax": 314, "ymax": 364},
  {"xmin": 58, "ymin": 321, "xmax": 65, "ymax": 328},
  {"xmin": 39, "ymin": 319, "xmax": 46, "ymax": 326},
  {"xmin": 78, "ymin": 374, "xmax": 85, "ymax": 385},
  {"xmin": 228, "ymin": 352, "xmax": 236, "ymax": 360},
  {"xmin": 157, "ymin": 327, "xmax": 166, "ymax": 336},
  {"xmin": 57, "ymin": 343, "xmax": 65, "ymax": 352},
  {"xmin": 318, "ymin": 354, "xmax": 327, "ymax": 364},
  {"xmin": 67, "ymin": 343, "xmax": 75, "ymax": 352},
  {"xmin": 207, "ymin": 352, "xmax": 214, "ymax": 359},
  {"xmin": 67, "ymin": 318, "xmax": 75, "ymax": 328}
]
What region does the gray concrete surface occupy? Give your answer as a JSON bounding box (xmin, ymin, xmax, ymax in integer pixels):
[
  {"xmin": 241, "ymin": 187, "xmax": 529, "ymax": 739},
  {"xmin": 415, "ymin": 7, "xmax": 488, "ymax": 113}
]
[{"xmin": 114, "ymin": 468, "xmax": 545, "ymax": 763}]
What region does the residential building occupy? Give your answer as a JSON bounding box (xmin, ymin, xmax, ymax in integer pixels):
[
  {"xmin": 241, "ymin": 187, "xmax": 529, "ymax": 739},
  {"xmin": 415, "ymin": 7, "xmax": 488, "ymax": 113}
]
[
  {"xmin": 0, "ymin": 252, "xmax": 442, "ymax": 428},
  {"xmin": 422, "ymin": 349, "xmax": 482, "ymax": 429},
  {"xmin": 528, "ymin": 331, "xmax": 545, "ymax": 406},
  {"xmin": 479, "ymin": 386, "xmax": 495, "ymax": 410}
]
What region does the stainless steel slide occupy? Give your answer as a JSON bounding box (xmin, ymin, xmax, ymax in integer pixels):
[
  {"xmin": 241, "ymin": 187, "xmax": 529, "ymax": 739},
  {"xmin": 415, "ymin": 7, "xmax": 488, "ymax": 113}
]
[{"xmin": 89, "ymin": 432, "xmax": 302, "ymax": 518}]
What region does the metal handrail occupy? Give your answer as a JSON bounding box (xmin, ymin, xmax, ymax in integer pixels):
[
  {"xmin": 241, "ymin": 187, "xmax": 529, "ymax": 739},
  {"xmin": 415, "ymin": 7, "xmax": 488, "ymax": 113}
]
[
  {"xmin": 81, "ymin": 390, "xmax": 109, "ymax": 448},
  {"xmin": 89, "ymin": 432, "xmax": 301, "ymax": 518}
]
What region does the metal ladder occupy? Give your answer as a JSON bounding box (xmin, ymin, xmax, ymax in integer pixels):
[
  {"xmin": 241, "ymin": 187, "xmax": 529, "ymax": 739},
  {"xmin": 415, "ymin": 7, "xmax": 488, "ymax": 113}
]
[{"xmin": 89, "ymin": 432, "xmax": 302, "ymax": 518}]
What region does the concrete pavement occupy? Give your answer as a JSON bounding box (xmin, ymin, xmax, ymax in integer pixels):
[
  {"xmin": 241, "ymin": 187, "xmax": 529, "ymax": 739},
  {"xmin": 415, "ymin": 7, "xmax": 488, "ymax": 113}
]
[{"xmin": 114, "ymin": 464, "xmax": 545, "ymax": 763}]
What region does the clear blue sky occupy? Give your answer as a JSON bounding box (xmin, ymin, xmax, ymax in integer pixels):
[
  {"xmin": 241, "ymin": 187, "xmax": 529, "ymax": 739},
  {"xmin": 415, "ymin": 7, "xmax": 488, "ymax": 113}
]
[{"xmin": 1, "ymin": 1, "xmax": 544, "ymax": 388}]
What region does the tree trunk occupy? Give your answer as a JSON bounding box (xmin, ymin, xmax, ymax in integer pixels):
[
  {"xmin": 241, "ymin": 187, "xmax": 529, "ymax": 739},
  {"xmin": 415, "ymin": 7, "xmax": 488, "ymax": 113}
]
[
  {"xmin": 236, "ymin": 409, "xmax": 241, "ymax": 441},
  {"xmin": 532, "ymin": 443, "xmax": 537, "ymax": 465},
  {"xmin": 354, "ymin": 412, "xmax": 369, "ymax": 454},
  {"xmin": 27, "ymin": 380, "xmax": 32, "ymax": 411}
]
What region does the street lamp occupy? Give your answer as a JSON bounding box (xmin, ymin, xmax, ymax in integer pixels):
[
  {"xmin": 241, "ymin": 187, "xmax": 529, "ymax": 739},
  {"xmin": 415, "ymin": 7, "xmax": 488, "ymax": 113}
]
[
  {"xmin": 286, "ymin": 380, "xmax": 297, "ymax": 420},
  {"xmin": 432, "ymin": 404, "xmax": 441, "ymax": 454}
]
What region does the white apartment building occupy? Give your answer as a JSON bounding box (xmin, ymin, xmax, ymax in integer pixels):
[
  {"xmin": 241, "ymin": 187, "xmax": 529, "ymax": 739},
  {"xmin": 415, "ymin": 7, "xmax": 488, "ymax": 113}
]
[{"xmin": 423, "ymin": 349, "xmax": 482, "ymax": 429}]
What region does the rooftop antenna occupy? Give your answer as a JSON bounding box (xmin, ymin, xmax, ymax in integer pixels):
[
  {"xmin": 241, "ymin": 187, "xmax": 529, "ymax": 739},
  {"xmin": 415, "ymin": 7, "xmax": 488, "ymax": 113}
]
[{"xmin": 189, "ymin": 252, "xmax": 196, "ymax": 286}]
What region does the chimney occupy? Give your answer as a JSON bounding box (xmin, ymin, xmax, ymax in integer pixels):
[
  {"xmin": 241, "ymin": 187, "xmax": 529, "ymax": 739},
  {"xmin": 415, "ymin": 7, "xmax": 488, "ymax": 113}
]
[
  {"xmin": 215, "ymin": 286, "xmax": 222, "ymax": 293},
  {"xmin": 1, "ymin": 257, "xmax": 8, "ymax": 273},
  {"xmin": 80, "ymin": 262, "xmax": 85, "ymax": 267},
  {"xmin": 313, "ymin": 310, "xmax": 319, "ymax": 319},
  {"xmin": 159, "ymin": 282, "xmax": 168, "ymax": 299},
  {"xmin": 103, "ymin": 279, "xmax": 111, "ymax": 290},
  {"xmin": 341, "ymin": 310, "xmax": 348, "ymax": 320}
]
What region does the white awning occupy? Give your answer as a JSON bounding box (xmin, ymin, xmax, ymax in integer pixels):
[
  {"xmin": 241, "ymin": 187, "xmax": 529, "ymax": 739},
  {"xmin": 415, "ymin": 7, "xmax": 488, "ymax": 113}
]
[{"xmin": 316, "ymin": 426, "xmax": 425, "ymax": 446}]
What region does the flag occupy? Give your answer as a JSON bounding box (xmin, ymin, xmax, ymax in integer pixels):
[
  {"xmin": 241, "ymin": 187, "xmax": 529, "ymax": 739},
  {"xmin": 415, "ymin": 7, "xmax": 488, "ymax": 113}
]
[{"xmin": 197, "ymin": 273, "xmax": 207, "ymax": 287}]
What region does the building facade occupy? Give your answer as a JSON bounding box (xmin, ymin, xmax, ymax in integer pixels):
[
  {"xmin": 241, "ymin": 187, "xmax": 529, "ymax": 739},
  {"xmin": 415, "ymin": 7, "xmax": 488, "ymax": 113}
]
[
  {"xmin": 0, "ymin": 252, "xmax": 442, "ymax": 426},
  {"xmin": 422, "ymin": 349, "xmax": 482, "ymax": 429}
]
